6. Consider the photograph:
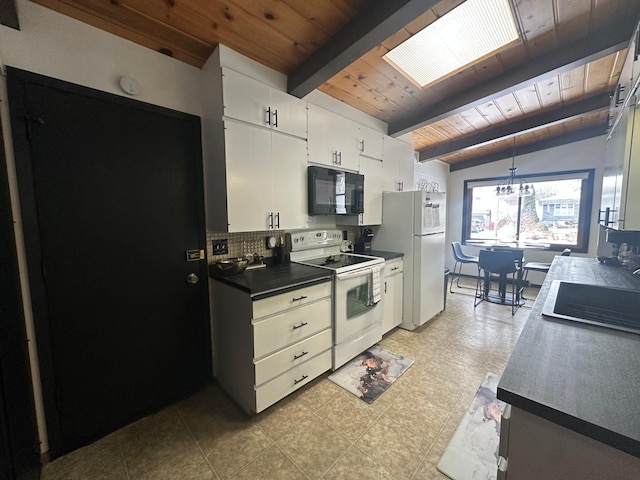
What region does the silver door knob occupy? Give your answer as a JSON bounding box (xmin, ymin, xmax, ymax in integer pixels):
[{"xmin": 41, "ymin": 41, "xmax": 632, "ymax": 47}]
[{"xmin": 186, "ymin": 273, "xmax": 199, "ymax": 284}]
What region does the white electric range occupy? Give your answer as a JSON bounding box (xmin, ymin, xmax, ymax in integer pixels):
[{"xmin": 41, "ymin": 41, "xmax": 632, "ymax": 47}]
[{"xmin": 289, "ymin": 229, "xmax": 385, "ymax": 369}]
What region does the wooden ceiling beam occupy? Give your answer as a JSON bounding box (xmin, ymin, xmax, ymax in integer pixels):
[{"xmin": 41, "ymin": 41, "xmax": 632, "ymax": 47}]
[
  {"xmin": 287, "ymin": 0, "xmax": 439, "ymax": 98},
  {"xmin": 418, "ymin": 95, "xmax": 611, "ymax": 162},
  {"xmin": 388, "ymin": 18, "xmax": 636, "ymax": 137},
  {"xmin": 448, "ymin": 123, "xmax": 608, "ymax": 172}
]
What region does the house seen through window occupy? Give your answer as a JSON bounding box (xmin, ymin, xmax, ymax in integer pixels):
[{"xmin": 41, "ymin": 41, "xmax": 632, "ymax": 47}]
[{"xmin": 463, "ymin": 169, "xmax": 594, "ymax": 252}]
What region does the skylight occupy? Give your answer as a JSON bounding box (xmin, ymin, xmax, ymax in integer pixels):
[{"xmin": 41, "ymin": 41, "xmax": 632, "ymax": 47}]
[{"xmin": 383, "ymin": 0, "xmax": 520, "ymax": 88}]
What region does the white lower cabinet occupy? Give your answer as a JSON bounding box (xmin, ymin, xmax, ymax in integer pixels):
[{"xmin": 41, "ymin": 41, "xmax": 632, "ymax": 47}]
[
  {"xmin": 382, "ymin": 258, "xmax": 403, "ymax": 334},
  {"xmin": 212, "ymin": 279, "xmax": 332, "ymax": 414}
]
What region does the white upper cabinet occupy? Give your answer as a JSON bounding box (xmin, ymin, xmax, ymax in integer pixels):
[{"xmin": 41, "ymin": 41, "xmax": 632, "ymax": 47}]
[
  {"xmin": 358, "ymin": 125, "xmax": 384, "ymax": 160},
  {"xmin": 269, "ymin": 88, "xmax": 308, "ymax": 139},
  {"xmin": 224, "ymin": 120, "xmax": 273, "ymax": 232},
  {"xmin": 382, "ymin": 136, "xmax": 415, "ymax": 192},
  {"xmin": 224, "ymin": 120, "xmax": 307, "ymax": 232},
  {"xmin": 270, "ymin": 129, "xmax": 308, "ymax": 230},
  {"xmin": 356, "ymin": 156, "xmax": 384, "ymax": 226},
  {"xmin": 222, "ymin": 67, "xmax": 307, "ymax": 139},
  {"xmin": 307, "ymin": 104, "xmax": 360, "ymax": 171}
]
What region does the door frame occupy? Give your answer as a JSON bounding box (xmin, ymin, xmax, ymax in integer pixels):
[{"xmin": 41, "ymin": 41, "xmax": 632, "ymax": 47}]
[
  {"xmin": 1, "ymin": 87, "xmax": 40, "ymax": 480},
  {"xmin": 6, "ymin": 67, "xmax": 210, "ymax": 458}
]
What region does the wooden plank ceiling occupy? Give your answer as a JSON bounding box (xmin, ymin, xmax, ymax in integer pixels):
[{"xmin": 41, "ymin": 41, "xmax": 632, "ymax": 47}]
[{"xmin": 28, "ymin": 0, "xmax": 640, "ymax": 170}]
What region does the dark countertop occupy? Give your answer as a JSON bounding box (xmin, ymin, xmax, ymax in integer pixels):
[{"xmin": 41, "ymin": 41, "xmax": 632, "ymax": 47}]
[
  {"xmin": 209, "ymin": 262, "xmax": 331, "ymax": 300},
  {"xmin": 359, "ymin": 250, "xmax": 404, "ymax": 261},
  {"xmin": 498, "ymin": 257, "xmax": 640, "ymax": 457}
]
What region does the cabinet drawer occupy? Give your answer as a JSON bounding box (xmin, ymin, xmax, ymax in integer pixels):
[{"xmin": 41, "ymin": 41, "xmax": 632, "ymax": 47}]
[
  {"xmin": 255, "ymin": 349, "xmax": 331, "ymax": 413},
  {"xmin": 253, "ymin": 282, "xmax": 331, "ymax": 319},
  {"xmin": 253, "ymin": 298, "xmax": 331, "ymax": 358},
  {"xmin": 385, "ymin": 258, "xmax": 403, "ymax": 276},
  {"xmin": 254, "ymin": 329, "xmax": 332, "ymax": 386}
]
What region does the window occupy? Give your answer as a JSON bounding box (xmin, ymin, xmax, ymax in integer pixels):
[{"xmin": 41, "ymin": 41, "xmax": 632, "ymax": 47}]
[{"xmin": 462, "ymin": 169, "xmax": 594, "ymax": 252}]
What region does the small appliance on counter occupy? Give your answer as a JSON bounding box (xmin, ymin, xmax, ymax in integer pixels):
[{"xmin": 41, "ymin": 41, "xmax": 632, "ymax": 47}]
[
  {"xmin": 597, "ymin": 225, "xmax": 640, "ymax": 267},
  {"xmin": 354, "ymin": 227, "xmax": 374, "ymax": 253}
]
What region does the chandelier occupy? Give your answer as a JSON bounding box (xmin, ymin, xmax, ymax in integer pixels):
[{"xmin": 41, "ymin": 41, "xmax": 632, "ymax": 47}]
[{"xmin": 495, "ymin": 140, "xmax": 532, "ymax": 197}]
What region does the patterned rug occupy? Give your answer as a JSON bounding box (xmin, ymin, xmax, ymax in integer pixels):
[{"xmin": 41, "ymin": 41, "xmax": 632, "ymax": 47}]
[
  {"xmin": 328, "ymin": 345, "xmax": 413, "ymax": 404},
  {"xmin": 437, "ymin": 372, "xmax": 505, "ymax": 480}
]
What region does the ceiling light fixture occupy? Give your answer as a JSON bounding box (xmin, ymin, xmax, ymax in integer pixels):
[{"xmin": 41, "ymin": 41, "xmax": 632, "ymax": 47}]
[
  {"xmin": 383, "ymin": 0, "xmax": 520, "ymax": 89},
  {"xmin": 496, "ymin": 138, "xmax": 532, "ymax": 197}
]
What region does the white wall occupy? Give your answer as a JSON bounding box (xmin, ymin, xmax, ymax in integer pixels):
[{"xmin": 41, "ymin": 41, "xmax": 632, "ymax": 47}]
[{"xmin": 446, "ymin": 135, "xmax": 607, "ymax": 283}]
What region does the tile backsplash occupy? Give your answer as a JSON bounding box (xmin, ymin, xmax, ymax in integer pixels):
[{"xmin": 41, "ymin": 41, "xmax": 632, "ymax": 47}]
[
  {"xmin": 206, "ymin": 230, "xmax": 283, "ymax": 262},
  {"xmin": 206, "ymin": 226, "xmax": 362, "ymax": 263}
]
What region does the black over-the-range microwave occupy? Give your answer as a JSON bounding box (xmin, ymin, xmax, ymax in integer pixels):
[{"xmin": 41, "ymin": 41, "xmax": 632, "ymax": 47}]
[{"xmin": 308, "ymin": 166, "xmax": 364, "ymax": 216}]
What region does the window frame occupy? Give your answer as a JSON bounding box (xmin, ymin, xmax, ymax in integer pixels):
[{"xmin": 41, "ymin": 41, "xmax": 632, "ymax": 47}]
[{"xmin": 462, "ymin": 169, "xmax": 595, "ymax": 253}]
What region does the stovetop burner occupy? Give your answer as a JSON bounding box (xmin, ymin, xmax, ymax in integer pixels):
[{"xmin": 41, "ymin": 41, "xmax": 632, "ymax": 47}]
[
  {"xmin": 298, "ymin": 253, "xmax": 380, "ymax": 270},
  {"xmin": 288, "ymin": 229, "xmax": 384, "ymax": 273}
]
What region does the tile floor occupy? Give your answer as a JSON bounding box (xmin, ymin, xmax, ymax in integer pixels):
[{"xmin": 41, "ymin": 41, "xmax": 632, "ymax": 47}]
[{"xmin": 40, "ymin": 279, "xmax": 540, "ymax": 480}]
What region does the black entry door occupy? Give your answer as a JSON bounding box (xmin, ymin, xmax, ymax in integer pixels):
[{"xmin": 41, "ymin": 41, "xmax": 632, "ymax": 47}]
[{"xmin": 8, "ymin": 68, "xmax": 211, "ymax": 456}]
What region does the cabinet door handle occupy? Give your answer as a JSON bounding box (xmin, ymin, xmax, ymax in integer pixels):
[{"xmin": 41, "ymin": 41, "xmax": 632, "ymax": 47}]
[
  {"xmin": 384, "ymin": 280, "xmax": 387, "ymax": 293},
  {"xmin": 293, "ymin": 351, "xmax": 309, "ymax": 360},
  {"xmin": 391, "ymin": 266, "xmax": 399, "ymax": 271},
  {"xmin": 615, "ymin": 84, "xmax": 625, "ymax": 106},
  {"xmin": 275, "ymin": 211, "xmax": 280, "ymax": 229},
  {"xmin": 266, "ymin": 106, "xmax": 272, "ymax": 125},
  {"xmin": 293, "ymin": 374, "xmax": 308, "ymax": 385},
  {"xmin": 268, "ymin": 212, "xmax": 274, "ymax": 229},
  {"xmin": 360, "ymin": 139, "xmax": 365, "ymax": 152},
  {"xmin": 333, "ymin": 150, "xmax": 338, "ymax": 165},
  {"xmin": 273, "ymin": 109, "xmax": 278, "ymax": 128},
  {"xmin": 292, "ymin": 295, "xmax": 308, "ymax": 302},
  {"xmin": 338, "ymin": 151, "xmax": 342, "ymax": 165},
  {"xmin": 292, "ymin": 321, "xmax": 308, "ymax": 330}
]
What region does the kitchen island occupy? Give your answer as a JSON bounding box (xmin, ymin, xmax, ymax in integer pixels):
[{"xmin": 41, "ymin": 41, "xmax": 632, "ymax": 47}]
[{"xmin": 497, "ymin": 256, "xmax": 640, "ymax": 479}]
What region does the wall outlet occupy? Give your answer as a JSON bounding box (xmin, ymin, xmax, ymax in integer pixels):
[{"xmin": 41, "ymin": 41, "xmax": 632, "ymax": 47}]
[{"xmin": 212, "ymin": 239, "xmax": 228, "ymax": 255}]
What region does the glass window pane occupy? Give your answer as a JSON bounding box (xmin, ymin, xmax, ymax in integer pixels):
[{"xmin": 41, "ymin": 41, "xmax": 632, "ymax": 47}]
[
  {"xmin": 469, "ymin": 185, "xmax": 518, "ymax": 242},
  {"xmin": 464, "ymin": 172, "xmax": 589, "ymax": 250},
  {"xmin": 520, "ymin": 178, "xmax": 582, "ymax": 246}
]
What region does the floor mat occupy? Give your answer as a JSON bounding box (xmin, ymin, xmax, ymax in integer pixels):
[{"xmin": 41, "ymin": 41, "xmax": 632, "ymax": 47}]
[
  {"xmin": 328, "ymin": 345, "xmax": 413, "ymax": 404},
  {"xmin": 437, "ymin": 372, "xmax": 505, "ymax": 480}
]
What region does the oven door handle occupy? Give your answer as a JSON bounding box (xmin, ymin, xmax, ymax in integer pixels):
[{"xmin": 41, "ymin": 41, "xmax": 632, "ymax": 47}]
[{"xmin": 335, "ymin": 268, "xmax": 373, "ymax": 281}]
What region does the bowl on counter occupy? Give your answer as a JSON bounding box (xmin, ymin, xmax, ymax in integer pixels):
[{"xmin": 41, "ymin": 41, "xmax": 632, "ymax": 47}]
[{"xmin": 211, "ymin": 258, "xmax": 248, "ymax": 275}]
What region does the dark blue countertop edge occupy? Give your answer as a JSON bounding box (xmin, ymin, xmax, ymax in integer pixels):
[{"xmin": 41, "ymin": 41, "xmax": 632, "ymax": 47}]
[{"xmin": 497, "ymin": 256, "xmax": 640, "ymax": 459}]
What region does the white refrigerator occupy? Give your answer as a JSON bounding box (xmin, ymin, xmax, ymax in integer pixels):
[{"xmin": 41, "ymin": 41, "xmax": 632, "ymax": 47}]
[{"xmin": 372, "ymin": 191, "xmax": 446, "ymax": 330}]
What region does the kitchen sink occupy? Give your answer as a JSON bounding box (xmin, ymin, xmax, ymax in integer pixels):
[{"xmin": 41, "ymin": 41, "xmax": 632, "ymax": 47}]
[{"xmin": 542, "ymin": 281, "xmax": 640, "ymax": 334}]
